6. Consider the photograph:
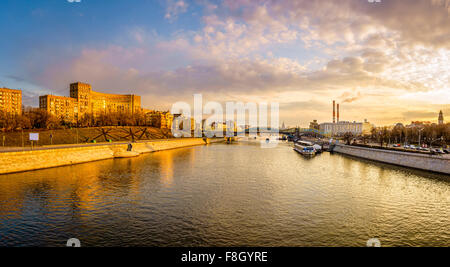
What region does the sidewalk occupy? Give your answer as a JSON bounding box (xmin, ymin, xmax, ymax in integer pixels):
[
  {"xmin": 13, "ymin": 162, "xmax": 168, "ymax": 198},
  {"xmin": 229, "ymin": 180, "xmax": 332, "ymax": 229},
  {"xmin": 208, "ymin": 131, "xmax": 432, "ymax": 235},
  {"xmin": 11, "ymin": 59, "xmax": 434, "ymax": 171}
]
[{"xmin": 0, "ymin": 138, "xmax": 179, "ymax": 153}]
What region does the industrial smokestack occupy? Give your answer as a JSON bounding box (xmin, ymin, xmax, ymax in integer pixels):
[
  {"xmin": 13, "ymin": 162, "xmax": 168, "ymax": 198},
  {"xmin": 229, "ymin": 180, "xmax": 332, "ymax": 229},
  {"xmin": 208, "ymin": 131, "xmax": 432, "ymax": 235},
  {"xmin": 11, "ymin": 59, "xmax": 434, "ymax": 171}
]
[
  {"xmin": 337, "ymin": 103, "xmax": 340, "ymax": 123},
  {"xmin": 333, "ymin": 100, "xmax": 336, "ymax": 123}
]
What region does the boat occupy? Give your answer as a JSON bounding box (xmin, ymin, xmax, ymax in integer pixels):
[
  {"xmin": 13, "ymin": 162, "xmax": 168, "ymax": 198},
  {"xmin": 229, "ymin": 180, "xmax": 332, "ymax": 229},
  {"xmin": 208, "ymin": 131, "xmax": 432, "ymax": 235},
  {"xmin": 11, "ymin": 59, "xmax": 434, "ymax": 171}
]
[
  {"xmin": 313, "ymin": 144, "xmax": 323, "ymax": 154},
  {"xmin": 294, "ymin": 141, "xmax": 316, "ymax": 156}
]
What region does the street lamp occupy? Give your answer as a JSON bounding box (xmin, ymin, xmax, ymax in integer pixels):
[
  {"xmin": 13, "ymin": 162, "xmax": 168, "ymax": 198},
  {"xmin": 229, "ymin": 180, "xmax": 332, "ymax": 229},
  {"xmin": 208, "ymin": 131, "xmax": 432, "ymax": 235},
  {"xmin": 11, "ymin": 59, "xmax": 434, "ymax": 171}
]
[{"xmin": 418, "ymin": 128, "xmax": 424, "ymax": 147}]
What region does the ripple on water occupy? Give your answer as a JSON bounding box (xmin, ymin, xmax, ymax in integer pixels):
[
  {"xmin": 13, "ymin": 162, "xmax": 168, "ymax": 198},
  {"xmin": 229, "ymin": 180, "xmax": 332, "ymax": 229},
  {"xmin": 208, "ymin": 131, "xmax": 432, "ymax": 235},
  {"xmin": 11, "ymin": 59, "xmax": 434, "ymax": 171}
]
[{"xmin": 0, "ymin": 142, "xmax": 448, "ymax": 247}]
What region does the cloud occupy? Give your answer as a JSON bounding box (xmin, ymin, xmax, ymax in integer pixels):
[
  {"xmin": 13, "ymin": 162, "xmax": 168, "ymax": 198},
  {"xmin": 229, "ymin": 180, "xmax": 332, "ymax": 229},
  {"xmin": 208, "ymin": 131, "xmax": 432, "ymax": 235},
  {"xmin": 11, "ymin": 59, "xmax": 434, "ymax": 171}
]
[
  {"xmin": 340, "ymin": 91, "xmax": 363, "ymax": 103},
  {"xmin": 7, "ymin": 0, "xmax": 449, "ymax": 126},
  {"xmin": 4, "ymin": 75, "xmax": 28, "ymax": 83},
  {"xmin": 165, "ymin": 0, "xmax": 188, "ymax": 21},
  {"xmin": 214, "ymin": 0, "xmax": 450, "ymax": 48},
  {"xmin": 35, "ymin": 42, "xmax": 427, "ymax": 111}
]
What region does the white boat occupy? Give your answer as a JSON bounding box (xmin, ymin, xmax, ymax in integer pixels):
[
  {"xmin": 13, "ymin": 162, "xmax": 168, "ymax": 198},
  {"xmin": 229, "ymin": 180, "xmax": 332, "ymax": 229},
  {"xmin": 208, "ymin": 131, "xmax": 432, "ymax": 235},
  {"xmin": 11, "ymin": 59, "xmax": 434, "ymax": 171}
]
[{"xmin": 294, "ymin": 141, "xmax": 316, "ymax": 156}]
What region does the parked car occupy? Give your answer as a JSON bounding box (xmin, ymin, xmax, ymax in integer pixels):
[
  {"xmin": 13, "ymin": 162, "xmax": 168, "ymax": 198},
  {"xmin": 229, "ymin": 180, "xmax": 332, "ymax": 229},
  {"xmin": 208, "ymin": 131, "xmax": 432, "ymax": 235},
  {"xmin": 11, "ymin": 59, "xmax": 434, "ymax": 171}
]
[
  {"xmin": 443, "ymin": 149, "xmax": 450, "ymax": 154},
  {"xmin": 393, "ymin": 144, "xmax": 401, "ymax": 148},
  {"xmin": 430, "ymin": 149, "xmax": 445, "ymax": 155}
]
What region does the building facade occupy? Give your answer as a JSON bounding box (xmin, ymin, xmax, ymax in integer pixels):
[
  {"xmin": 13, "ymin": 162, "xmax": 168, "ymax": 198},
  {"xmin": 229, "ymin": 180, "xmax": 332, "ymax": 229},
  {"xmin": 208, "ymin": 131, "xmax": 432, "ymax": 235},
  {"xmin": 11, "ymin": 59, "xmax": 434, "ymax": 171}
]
[
  {"xmin": 0, "ymin": 88, "xmax": 22, "ymax": 115},
  {"xmin": 309, "ymin": 120, "xmax": 319, "ymax": 130},
  {"xmin": 320, "ymin": 100, "xmax": 372, "ymax": 137},
  {"xmin": 70, "ymin": 82, "xmax": 141, "ymax": 118},
  {"xmin": 362, "ymin": 119, "xmax": 374, "ymax": 135},
  {"xmin": 144, "ymin": 110, "xmax": 174, "ymax": 129},
  {"xmin": 40, "ymin": 82, "xmax": 141, "ymax": 122},
  {"xmin": 39, "ymin": 95, "xmax": 77, "ymax": 122},
  {"xmin": 160, "ymin": 112, "xmax": 174, "ymax": 129},
  {"xmin": 320, "ymin": 121, "xmax": 363, "ymax": 136},
  {"xmin": 407, "ymin": 121, "xmax": 433, "ymax": 128}
]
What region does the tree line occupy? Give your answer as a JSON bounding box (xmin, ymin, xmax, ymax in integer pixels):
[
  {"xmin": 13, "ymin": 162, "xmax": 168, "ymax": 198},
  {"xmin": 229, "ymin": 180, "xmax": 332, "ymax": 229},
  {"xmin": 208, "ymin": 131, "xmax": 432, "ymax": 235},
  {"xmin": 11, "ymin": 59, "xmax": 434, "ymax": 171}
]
[
  {"xmin": 0, "ymin": 107, "xmax": 164, "ymax": 131},
  {"xmin": 343, "ymin": 123, "xmax": 449, "ymax": 147}
]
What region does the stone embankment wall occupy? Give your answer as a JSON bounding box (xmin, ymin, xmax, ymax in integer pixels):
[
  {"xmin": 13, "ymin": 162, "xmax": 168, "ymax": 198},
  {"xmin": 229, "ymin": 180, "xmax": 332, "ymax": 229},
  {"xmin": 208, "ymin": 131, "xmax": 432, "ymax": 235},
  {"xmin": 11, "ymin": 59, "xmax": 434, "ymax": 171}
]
[
  {"xmin": 0, "ymin": 138, "xmax": 221, "ymax": 175},
  {"xmin": 333, "ymin": 144, "xmax": 450, "ymax": 175}
]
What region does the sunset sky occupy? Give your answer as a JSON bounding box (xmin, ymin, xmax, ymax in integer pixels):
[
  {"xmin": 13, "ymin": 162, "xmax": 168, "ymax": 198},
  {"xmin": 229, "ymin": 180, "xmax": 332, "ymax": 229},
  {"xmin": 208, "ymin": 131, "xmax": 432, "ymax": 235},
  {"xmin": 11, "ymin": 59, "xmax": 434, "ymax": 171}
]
[{"xmin": 0, "ymin": 0, "xmax": 448, "ymax": 126}]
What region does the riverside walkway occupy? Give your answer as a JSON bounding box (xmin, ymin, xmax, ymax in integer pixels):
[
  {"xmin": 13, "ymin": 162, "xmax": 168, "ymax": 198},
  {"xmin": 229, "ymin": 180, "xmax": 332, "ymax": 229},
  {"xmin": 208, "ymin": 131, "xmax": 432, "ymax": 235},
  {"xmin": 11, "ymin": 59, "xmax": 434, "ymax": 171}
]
[{"xmin": 0, "ymin": 138, "xmax": 187, "ymax": 153}]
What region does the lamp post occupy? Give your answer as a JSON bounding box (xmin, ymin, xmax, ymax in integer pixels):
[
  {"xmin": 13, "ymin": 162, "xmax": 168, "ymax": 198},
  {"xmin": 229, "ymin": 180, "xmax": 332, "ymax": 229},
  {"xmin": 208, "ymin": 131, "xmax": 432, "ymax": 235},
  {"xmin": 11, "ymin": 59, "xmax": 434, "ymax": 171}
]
[
  {"xmin": 404, "ymin": 130, "xmax": 408, "ymax": 146},
  {"xmin": 418, "ymin": 128, "xmax": 424, "ymax": 147}
]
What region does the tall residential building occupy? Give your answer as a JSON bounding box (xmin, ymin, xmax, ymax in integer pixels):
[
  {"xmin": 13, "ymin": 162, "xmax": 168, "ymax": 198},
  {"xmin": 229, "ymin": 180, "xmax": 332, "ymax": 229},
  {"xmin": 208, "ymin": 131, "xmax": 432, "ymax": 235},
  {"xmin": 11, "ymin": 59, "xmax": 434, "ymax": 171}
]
[
  {"xmin": 438, "ymin": 110, "xmax": 444, "ymax": 125},
  {"xmin": 70, "ymin": 82, "xmax": 141, "ymax": 118},
  {"xmin": 39, "ymin": 95, "xmax": 77, "ymax": 122},
  {"xmin": 40, "ymin": 82, "xmax": 142, "ymax": 121},
  {"xmin": 0, "ymin": 88, "xmax": 22, "ymax": 115}
]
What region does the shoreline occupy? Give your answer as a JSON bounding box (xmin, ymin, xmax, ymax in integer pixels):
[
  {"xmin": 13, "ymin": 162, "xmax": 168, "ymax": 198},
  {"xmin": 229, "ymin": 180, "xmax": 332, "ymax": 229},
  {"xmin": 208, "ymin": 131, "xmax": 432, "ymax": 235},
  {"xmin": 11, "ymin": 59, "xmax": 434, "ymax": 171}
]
[
  {"xmin": 0, "ymin": 138, "xmax": 224, "ymax": 175},
  {"xmin": 333, "ymin": 144, "xmax": 450, "ymax": 175}
]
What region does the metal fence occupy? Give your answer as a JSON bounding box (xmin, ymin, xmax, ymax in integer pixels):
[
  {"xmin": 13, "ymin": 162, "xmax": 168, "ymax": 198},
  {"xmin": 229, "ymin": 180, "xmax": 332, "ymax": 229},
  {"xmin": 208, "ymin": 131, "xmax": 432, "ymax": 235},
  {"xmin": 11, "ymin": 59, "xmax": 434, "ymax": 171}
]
[{"xmin": 0, "ymin": 127, "xmax": 173, "ymax": 148}]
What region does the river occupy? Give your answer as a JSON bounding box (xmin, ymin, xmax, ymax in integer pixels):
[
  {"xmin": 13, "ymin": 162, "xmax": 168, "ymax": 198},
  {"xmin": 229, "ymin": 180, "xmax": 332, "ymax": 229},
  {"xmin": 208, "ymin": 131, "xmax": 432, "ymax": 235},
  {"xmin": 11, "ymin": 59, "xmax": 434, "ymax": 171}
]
[{"xmin": 0, "ymin": 141, "xmax": 448, "ymax": 247}]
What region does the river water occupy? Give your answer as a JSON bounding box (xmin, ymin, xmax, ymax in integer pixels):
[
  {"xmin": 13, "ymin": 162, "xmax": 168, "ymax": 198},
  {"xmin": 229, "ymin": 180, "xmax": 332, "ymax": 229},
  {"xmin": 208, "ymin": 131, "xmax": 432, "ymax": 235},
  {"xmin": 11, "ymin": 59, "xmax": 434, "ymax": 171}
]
[{"xmin": 0, "ymin": 141, "xmax": 448, "ymax": 247}]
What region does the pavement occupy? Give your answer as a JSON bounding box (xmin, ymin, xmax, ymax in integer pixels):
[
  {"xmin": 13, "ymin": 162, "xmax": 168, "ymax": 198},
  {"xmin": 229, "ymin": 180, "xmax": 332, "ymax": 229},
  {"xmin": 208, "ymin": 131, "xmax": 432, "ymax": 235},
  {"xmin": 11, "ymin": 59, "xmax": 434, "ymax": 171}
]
[
  {"xmin": 355, "ymin": 143, "xmax": 450, "ymax": 159},
  {"xmin": 0, "ymin": 138, "xmax": 178, "ymax": 153}
]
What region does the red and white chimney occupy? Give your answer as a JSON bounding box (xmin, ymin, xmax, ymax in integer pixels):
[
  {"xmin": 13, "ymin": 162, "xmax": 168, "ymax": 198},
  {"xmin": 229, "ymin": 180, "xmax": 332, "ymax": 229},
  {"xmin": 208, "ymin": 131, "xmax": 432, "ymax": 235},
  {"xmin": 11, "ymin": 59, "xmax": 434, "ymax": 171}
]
[
  {"xmin": 337, "ymin": 103, "xmax": 340, "ymax": 123},
  {"xmin": 333, "ymin": 100, "xmax": 336, "ymax": 123}
]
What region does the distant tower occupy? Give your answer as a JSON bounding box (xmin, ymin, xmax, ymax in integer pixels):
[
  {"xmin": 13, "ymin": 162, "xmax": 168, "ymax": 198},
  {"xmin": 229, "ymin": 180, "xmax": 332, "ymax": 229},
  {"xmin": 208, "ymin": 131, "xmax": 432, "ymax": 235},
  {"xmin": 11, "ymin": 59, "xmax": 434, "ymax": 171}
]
[
  {"xmin": 438, "ymin": 110, "xmax": 444, "ymax": 125},
  {"xmin": 282, "ymin": 121, "xmax": 286, "ymax": 130}
]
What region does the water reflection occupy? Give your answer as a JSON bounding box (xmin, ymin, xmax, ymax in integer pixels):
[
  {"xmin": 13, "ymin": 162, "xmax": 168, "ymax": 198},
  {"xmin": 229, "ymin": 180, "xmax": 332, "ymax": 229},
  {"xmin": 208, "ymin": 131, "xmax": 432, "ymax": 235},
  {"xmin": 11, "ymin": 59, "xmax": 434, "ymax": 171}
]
[
  {"xmin": 0, "ymin": 142, "xmax": 448, "ymax": 247},
  {"xmin": 158, "ymin": 150, "xmax": 175, "ymax": 187}
]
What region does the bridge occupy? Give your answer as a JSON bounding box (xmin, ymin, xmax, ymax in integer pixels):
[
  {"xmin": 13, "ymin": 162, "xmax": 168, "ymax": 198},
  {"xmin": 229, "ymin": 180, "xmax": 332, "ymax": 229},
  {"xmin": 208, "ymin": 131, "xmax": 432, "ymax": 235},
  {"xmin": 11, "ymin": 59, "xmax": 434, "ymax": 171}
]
[{"xmin": 199, "ymin": 127, "xmax": 329, "ymax": 138}]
